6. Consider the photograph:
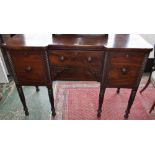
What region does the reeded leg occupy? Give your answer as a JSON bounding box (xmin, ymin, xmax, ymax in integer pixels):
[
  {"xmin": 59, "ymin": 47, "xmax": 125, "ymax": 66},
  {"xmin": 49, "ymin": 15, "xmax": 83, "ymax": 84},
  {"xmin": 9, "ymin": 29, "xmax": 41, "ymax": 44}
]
[
  {"xmin": 140, "ymin": 72, "xmax": 152, "ymax": 94},
  {"xmin": 16, "ymin": 86, "xmax": 29, "ymax": 116},
  {"xmin": 35, "ymin": 86, "xmax": 40, "ymax": 92},
  {"xmin": 149, "ymin": 102, "xmax": 155, "ymax": 113},
  {"xmin": 124, "ymin": 89, "xmax": 138, "ymax": 119},
  {"xmin": 97, "ymin": 87, "xmax": 106, "ymax": 118},
  {"xmin": 47, "ymin": 86, "xmax": 56, "ymax": 117},
  {"xmin": 116, "ymin": 88, "xmax": 120, "ymax": 94}
]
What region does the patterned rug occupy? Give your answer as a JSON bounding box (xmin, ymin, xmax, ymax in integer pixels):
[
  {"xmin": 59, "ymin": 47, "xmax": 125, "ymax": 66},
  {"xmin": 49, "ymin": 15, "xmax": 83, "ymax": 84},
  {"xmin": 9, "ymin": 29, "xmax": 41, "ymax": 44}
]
[
  {"xmin": 1, "ymin": 74, "xmax": 155, "ymax": 120},
  {"xmin": 53, "ymin": 81, "xmax": 155, "ymax": 120}
]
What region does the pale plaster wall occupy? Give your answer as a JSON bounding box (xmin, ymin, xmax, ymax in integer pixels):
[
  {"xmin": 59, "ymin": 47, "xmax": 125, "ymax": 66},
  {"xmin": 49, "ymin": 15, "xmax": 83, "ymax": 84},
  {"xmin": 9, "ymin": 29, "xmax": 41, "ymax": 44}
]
[
  {"xmin": 0, "ymin": 57, "xmax": 8, "ymax": 83},
  {"xmin": 140, "ymin": 34, "xmax": 155, "ymax": 58},
  {"xmin": 0, "ymin": 49, "xmax": 8, "ymax": 74},
  {"xmin": 140, "ymin": 34, "xmax": 155, "ymax": 45}
]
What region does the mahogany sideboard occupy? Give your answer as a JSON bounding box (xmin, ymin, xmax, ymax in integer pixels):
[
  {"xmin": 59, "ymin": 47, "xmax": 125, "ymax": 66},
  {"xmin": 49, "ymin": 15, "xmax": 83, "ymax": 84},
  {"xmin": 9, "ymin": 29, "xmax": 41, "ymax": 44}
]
[{"xmin": 1, "ymin": 34, "xmax": 153, "ymax": 119}]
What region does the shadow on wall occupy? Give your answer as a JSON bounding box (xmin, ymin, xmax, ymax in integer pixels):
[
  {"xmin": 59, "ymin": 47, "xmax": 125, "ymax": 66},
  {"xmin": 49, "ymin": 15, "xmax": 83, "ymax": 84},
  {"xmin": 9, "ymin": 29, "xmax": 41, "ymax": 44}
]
[
  {"xmin": 140, "ymin": 34, "xmax": 155, "ymax": 58},
  {"xmin": 140, "ymin": 34, "xmax": 155, "ymax": 45}
]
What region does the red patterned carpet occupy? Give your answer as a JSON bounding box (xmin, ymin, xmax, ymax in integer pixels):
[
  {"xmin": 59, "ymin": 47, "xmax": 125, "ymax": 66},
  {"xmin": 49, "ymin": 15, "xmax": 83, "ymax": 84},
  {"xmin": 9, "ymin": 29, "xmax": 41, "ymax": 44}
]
[{"xmin": 53, "ymin": 80, "xmax": 155, "ymax": 120}]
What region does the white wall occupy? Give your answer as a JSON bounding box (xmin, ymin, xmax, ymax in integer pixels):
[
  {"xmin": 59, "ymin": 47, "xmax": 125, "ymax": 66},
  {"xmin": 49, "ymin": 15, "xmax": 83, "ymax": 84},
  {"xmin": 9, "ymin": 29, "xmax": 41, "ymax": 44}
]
[
  {"xmin": 140, "ymin": 34, "xmax": 155, "ymax": 45},
  {"xmin": 140, "ymin": 34, "xmax": 155, "ymax": 58},
  {"xmin": 0, "ymin": 57, "xmax": 8, "ymax": 83},
  {"xmin": 0, "ymin": 38, "xmax": 9, "ymax": 83},
  {"xmin": 0, "ymin": 49, "xmax": 8, "ymax": 74}
]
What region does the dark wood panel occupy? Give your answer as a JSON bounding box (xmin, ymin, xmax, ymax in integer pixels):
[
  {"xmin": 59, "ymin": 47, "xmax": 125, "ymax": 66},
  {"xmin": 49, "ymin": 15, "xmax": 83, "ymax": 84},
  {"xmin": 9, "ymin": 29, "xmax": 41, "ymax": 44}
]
[
  {"xmin": 106, "ymin": 51, "xmax": 146, "ymax": 87},
  {"xmin": 51, "ymin": 66, "xmax": 101, "ymax": 81},
  {"xmin": 49, "ymin": 50, "xmax": 103, "ymax": 81},
  {"xmin": 9, "ymin": 52, "xmax": 48, "ymax": 85},
  {"xmin": 49, "ymin": 50, "xmax": 103, "ymax": 67}
]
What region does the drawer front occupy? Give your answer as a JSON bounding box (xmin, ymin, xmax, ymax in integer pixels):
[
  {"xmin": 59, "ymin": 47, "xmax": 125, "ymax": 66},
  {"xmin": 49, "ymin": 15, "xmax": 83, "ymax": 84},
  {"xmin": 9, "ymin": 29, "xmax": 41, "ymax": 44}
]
[
  {"xmin": 106, "ymin": 52, "xmax": 146, "ymax": 87},
  {"xmin": 10, "ymin": 52, "xmax": 48, "ymax": 85},
  {"xmin": 49, "ymin": 50, "xmax": 102, "ymax": 67},
  {"xmin": 51, "ymin": 66, "xmax": 100, "ymax": 81},
  {"xmin": 49, "ymin": 50, "xmax": 103, "ymax": 81}
]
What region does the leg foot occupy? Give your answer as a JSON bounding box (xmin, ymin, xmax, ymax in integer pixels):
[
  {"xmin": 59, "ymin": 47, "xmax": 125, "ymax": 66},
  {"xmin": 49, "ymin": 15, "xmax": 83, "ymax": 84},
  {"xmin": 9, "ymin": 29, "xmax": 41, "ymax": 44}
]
[
  {"xmin": 124, "ymin": 89, "xmax": 137, "ymax": 119},
  {"xmin": 124, "ymin": 111, "xmax": 129, "ymax": 119},
  {"xmin": 52, "ymin": 110, "xmax": 56, "ymax": 117},
  {"xmin": 47, "ymin": 86, "xmax": 56, "ymax": 117},
  {"xmin": 25, "ymin": 109, "xmax": 29, "ymax": 116},
  {"xmin": 116, "ymin": 88, "xmax": 120, "ymax": 94},
  {"xmin": 97, "ymin": 86, "xmax": 106, "ymax": 118},
  {"xmin": 16, "ymin": 86, "xmax": 29, "ymax": 116},
  {"xmin": 149, "ymin": 102, "xmax": 155, "ymax": 113},
  {"xmin": 36, "ymin": 86, "xmax": 40, "ymax": 92},
  {"xmin": 97, "ymin": 110, "xmax": 102, "ymax": 118}
]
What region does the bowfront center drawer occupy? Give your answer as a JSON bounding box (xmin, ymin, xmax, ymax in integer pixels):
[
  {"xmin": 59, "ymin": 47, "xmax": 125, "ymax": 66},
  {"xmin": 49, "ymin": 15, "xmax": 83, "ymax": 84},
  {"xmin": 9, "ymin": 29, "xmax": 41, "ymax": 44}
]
[
  {"xmin": 49, "ymin": 50, "xmax": 104, "ymax": 81},
  {"xmin": 9, "ymin": 51, "xmax": 48, "ymax": 85},
  {"xmin": 49, "ymin": 50, "xmax": 102, "ymax": 67},
  {"xmin": 106, "ymin": 51, "xmax": 146, "ymax": 88}
]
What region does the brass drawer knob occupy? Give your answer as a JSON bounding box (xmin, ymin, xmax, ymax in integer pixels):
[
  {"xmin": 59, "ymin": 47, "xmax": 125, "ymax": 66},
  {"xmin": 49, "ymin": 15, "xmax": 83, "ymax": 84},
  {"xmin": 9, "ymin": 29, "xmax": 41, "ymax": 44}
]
[
  {"xmin": 87, "ymin": 56, "xmax": 92, "ymax": 62},
  {"xmin": 126, "ymin": 54, "xmax": 129, "ymax": 58},
  {"xmin": 121, "ymin": 67, "xmax": 128, "ymax": 75},
  {"xmin": 25, "ymin": 66, "xmax": 32, "ymax": 72},
  {"xmin": 59, "ymin": 56, "xmax": 65, "ymax": 61}
]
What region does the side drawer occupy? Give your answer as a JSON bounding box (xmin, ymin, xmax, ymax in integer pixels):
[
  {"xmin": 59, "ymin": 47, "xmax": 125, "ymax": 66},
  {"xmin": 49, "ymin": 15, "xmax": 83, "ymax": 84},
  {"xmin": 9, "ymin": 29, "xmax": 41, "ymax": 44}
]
[
  {"xmin": 9, "ymin": 51, "xmax": 48, "ymax": 85},
  {"xmin": 106, "ymin": 51, "xmax": 146, "ymax": 87}
]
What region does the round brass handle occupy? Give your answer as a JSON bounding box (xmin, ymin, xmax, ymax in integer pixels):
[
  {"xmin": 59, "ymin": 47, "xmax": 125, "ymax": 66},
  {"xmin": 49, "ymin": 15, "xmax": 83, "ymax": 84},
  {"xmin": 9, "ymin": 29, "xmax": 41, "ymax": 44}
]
[
  {"xmin": 87, "ymin": 56, "xmax": 92, "ymax": 62},
  {"xmin": 25, "ymin": 66, "xmax": 32, "ymax": 72},
  {"xmin": 121, "ymin": 67, "xmax": 128, "ymax": 75},
  {"xmin": 59, "ymin": 56, "xmax": 65, "ymax": 61},
  {"xmin": 126, "ymin": 54, "xmax": 129, "ymax": 58}
]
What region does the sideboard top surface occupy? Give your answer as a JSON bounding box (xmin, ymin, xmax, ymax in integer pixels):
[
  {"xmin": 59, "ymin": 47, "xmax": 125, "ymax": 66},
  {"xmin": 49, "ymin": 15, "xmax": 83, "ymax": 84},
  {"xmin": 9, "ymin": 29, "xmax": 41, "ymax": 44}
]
[{"xmin": 4, "ymin": 34, "xmax": 153, "ymax": 51}]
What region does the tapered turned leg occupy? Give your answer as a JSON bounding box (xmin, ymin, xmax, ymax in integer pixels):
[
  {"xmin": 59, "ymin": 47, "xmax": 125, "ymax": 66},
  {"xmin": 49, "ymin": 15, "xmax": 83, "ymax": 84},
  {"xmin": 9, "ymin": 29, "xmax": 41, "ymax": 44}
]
[
  {"xmin": 149, "ymin": 102, "xmax": 155, "ymax": 113},
  {"xmin": 47, "ymin": 86, "xmax": 56, "ymax": 117},
  {"xmin": 116, "ymin": 88, "xmax": 120, "ymax": 94},
  {"xmin": 140, "ymin": 72, "xmax": 152, "ymax": 93},
  {"xmin": 16, "ymin": 86, "xmax": 29, "ymax": 116},
  {"xmin": 97, "ymin": 87, "xmax": 106, "ymax": 118},
  {"xmin": 124, "ymin": 89, "xmax": 137, "ymax": 119},
  {"xmin": 35, "ymin": 86, "xmax": 40, "ymax": 92}
]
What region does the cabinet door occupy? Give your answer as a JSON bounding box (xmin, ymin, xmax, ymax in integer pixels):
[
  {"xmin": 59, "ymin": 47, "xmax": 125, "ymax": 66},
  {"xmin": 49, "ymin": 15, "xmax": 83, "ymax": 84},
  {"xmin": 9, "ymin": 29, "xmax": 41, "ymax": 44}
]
[
  {"xmin": 9, "ymin": 51, "xmax": 48, "ymax": 85},
  {"xmin": 106, "ymin": 51, "xmax": 147, "ymax": 88}
]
